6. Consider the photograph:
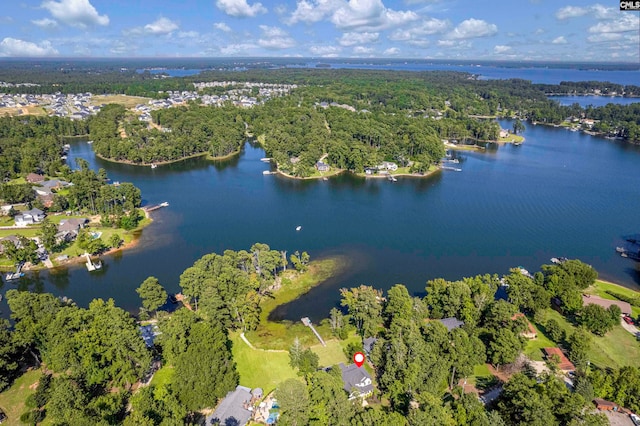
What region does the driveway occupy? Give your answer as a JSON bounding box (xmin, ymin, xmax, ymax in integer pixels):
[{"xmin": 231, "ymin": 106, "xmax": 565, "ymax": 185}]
[{"xmin": 621, "ymin": 318, "xmax": 640, "ymax": 338}]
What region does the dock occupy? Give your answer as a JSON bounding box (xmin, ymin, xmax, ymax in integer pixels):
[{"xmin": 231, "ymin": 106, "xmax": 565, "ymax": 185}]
[
  {"xmin": 441, "ymin": 166, "xmax": 462, "ymax": 172},
  {"xmin": 5, "ymin": 262, "xmax": 24, "ymax": 281},
  {"xmin": 301, "ymin": 317, "xmax": 326, "ymax": 346},
  {"xmin": 84, "ymin": 253, "xmax": 102, "ymax": 272},
  {"xmin": 143, "ymin": 201, "xmax": 169, "ymax": 212}
]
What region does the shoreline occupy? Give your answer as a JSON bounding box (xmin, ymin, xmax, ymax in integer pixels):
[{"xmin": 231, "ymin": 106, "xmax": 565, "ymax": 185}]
[
  {"xmin": 273, "ymin": 165, "xmax": 440, "ymax": 181},
  {"xmin": 94, "ymin": 147, "xmax": 242, "ymax": 167},
  {"xmin": 0, "ymin": 210, "xmax": 153, "ymax": 273}
]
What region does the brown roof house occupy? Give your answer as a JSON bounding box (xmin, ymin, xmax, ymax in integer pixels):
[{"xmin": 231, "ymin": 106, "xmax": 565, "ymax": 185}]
[
  {"xmin": 593, "ymin": 398, "xmax": 619, "ymax": 411},
  {"xmin": 543, "ymin": 347, "xmax": 575, "ymax": 372},
  {"xmin": 582, "ymin": 295, "xmax": 632, "ymax": 316},
  {"xmin": 26, "ymin": 173, "xmax": 45, "ymax": 183}
]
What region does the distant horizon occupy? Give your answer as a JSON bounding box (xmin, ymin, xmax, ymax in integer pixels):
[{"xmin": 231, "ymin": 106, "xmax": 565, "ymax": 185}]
[
  {"xmin": 0, "ymin": 57, "xmax": 638, "ymax": 66},
  {"xmin": 0, "ymin": 1, "xmax": 638, "ymax": 61}
]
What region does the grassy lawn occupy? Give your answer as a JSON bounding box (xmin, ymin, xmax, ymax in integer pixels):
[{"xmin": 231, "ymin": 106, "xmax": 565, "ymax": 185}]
[
  {"xmin": 497, "ymin": 134, "xmax": 525, "ymax": 143},
  {"xmin": 468, "ymin": 364, "xmax": 497, "ymax": 390},
  {"xmin": 0, "ymin": 369, "xmax": 41, "ymax": 425},
  {"xmin": 524, "ymin": 322, "xmax": 557, "ymax": 361},
  {"xmin": 534, "ymin": 309, "xmax": 640, "ymax": 370},
  {"xmin": 310, "ymin": 339, "xmax": 349, "ymax": 367},
  {"xmin": 91, "ymin": 95, "xmax": 151, "ymax": 108},
  {"xmin": 230, "ymin": 333, "xmax": 298, "ymax": 394},
  {"xmin": 585, "ymin": 280, "xmax": 640, "ymax": 318},
  {"xmin": 0, "ymin": 228, "xmax": 39, "ymax": 238},
  {"xmin": 245, "ymin": 257, "xmax": 347, "ymax": 350},
  {"xmin": 150, "ymin": 365, "xmax": 174, "ymax": 388}
]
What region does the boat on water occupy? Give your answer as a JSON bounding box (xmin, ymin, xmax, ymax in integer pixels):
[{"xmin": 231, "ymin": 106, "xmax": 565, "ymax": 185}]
[
  {"xmin": 262, "ymin": 170, "xmax": 273, "ymax": 175},
  {"xmin": 260, "ymin": 158, "xmax": 271, "ymax": 163},
  {"xmin": 514, "ymin": 142, "xmax": 522, "ymax": 146},
  {"xmin": 87, "ymin": 140, "xmax": 93, "ymax": 144},
  {"xmin": 150, "ymin": 164, "xmax": 158, "ymax": 169},
  {"xmin": 5, "ymin": 272, "xmax": 24, "ymax": 281},
  {"xmin": 550, "ymin": 257, "xmax": 568, "ymax": 264},
  {"xmin": 388, "ymin": 175, "xmax": 398, "ymax": 182},
  {"xmin": 296, "ymin": 226, "xmax": 302, "ymax": 231}
]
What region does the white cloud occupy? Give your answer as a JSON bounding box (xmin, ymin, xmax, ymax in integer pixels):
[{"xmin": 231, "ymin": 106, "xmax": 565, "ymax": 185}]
[
  {"xmin": 534, "ymin": 28, "xmax": 545, "ymax": 35},
  {"xmin": 383, "ymin": 47, "xmax": 399, "ymax": 55},
  {"xmin": 220, "ymin": 43, "xmax": 256, "ymax": 55},
  {"xmin": 177, "ymin": 31, "xmax": 200, "ymax": 39},
  {"xmin": 353, "ymin": 45, "xmax": 373, "ymax": 54},
  {"xmin": 0, "ymin": 37, "xmax": 58, "ymax": 56},
  {"xmin": 589, "ymin": 14, "xmax": 639, "ymax": 33},
  {"xmin": 339, "ymin": 32, "xmax": 379, "ymax": 46},
  {"xmin": 445, "ymin": 19, "xmax": 497, "ymax": 40},
  {"xmin": 551, "ymin": 36, "xmax": 567, "ymax": 44},
  {"xmin": 110, "ymin": 40, "xmax": 136, "ymax": 55},
  {"xmin": 287, "ymin": 0, "xmax": 341, "ymax": 25},
  {"xmin": 587, "ymin": 32, "xmax": 622, "ymax": 43},
  {"xmin": 555, "ymin": 6, "xmax": 589, "ymax": 20},
  {"xmin": 41, "ymin": 0, "xmax": 109, "ymax": 29},
  {"xmin": 494, "ymin": 45, "xmax": 511, "ymax": 54},
  {"xmin": 309, "ymin": 45, "xmax": 342, "ymax": 56},
  {"xmin": 257, "ymin": 25, "xmax": 296, "ymax": 49},
  {"xmin": 214, "ymin": 22, "xmax": 232, "ymax": 32},
  {"xmin": 144, "ymin": 17, "xmax": 179, "ymax": 35},
  {"xmin": 389, "ymin": 17, "xmax": 449, "ymax": 45},
  {"xmin": 331, "ymin": 0, "xmax": 419, "ymax": 31},
  {"xmin": 591, "ymin": 4, "xmax": 617, "ymax": 19},
  {"xmin": 32, "ymin": 18, "xmax": 58, "ymax": 29},
  {"xmin": 216, "ymin": 0, "xmax": 267, "ymax": 18}
]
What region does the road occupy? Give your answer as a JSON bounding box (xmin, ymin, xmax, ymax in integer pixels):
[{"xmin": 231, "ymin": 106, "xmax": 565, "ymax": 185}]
[{"xmin": 621, "ymin": 318, "xmax": 640, "ymax": 338}]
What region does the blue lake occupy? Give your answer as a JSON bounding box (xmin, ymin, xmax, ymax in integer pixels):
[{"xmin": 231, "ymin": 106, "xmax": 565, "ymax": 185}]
[{"xmin": 2, "ymin": 119, "xmax": 640, "ymax": 321}]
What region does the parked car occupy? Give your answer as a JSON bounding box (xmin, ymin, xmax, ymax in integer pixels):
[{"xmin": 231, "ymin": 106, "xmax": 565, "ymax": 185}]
[
  {"xmin": 630, "ymin": 413, "xmax": 640, "ymax": 426},
  {"xmin": 0, "ymin": 410, "xmax": 6, "ymax": 424},
  {"xmin": 624, "ymin": 316, "xmax": 635, "ymax": 325}
]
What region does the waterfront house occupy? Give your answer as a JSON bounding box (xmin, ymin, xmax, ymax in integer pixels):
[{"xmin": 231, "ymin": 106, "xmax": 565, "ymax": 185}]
[
  {"xmin": 543, "ymin": 347, "xmax": 575, "ymax": 372},
  {"xmin": 316, "ymin": 161, "xmax": 330, "ymax": 172},
  {"xmin": 208, "ymin": 385, "xmax": 254, "ymax": 426},
  {"xmin": 0, "ymin": 235, "xmax": 20, "ymax": 254},
  {"xmin": 438, "ymin": 317, "xmax": 465, "ymax": 331},
  {"xmin": 339, "ymin": 363, "xmax": 374, "ymax": 400},
  {"xmin": 582, "ymin": 295, "xmax": 632, "ymax": 316},
  {"xmin": 379, "ymin": 161, "xmax": 398, "ymax": 171}
]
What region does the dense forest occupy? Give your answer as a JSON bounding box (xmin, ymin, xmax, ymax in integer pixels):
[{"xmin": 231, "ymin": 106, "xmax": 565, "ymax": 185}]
[
  {"xmin": 1, "ymin": 248, "xmax": 638, "ymax": 425},
  {"xmin": 88, "ymin": 104, "xmax": 246, "ymax": 164}
]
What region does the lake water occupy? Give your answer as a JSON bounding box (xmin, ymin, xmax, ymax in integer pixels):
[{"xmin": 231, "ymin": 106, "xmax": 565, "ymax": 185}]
[
  {"xmin": 2, "ymin": 119, "xmax": 640, "ymax": 321},
  {"xmin": 548, "ymin": 95, "xmax": 640, "ymax": 108},
  {"xmin": 294, "ymin": 63, "xmax": 640, "ymax": 86}
]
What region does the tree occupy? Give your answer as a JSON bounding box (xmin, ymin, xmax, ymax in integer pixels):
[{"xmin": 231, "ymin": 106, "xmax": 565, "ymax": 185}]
[
  {"xmin": 109, "ymin": 233, "xmax": 122, "ymax": 248},
  {"xmin": 340, "ymin": 285, "xmax": 382, "ymax": 337},
  {"xmin": 545, "ymin": 318, "xmax": 564, "ymax": 343},
  {"xmin": 488, "ymin": 328, "xmax": 523, "ymax": 367},
  {"xmin": 497, "ymin": 373, "xmax": 556, "ymax": 426},
  {"xmin": 578, "ymin": 304, "xmax": 617, "ymax": 336},
  {"xmin": 512, "ymin": 119, "xmax": 525, "ymax": 135},
  {"xmin": 566, "ymin": 327, "xmax": 591, "ymax": 371},
  {"xmin": 0, "ymin": 320, "xmax": 18, "ymax": 392},
  {"xmin": 136, "ymin": 276, "xmax": 168, "ymax": 313},
  {"xmin": 38, "ymin": 218, "xmax": 58, "ymax": 252},
  {"xmin": 173, "ymin": 320, "xmax": 238, "ymax": 411},
  {"xmin": 276, "ymin": 379, "xmax": 310, "ymax": 426},
  {"xmin": 307, "ymin": 370, "xmax": 355, "ymax": 426},
  {"xmin": 289, "ymin": 337, "xmax": 303, "ymax": 369}
]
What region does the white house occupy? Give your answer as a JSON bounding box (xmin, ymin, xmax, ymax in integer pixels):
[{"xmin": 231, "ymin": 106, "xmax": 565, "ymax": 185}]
[{"xmin": 14, "ymin": 208, "xmax": 45, "ymax": 226}]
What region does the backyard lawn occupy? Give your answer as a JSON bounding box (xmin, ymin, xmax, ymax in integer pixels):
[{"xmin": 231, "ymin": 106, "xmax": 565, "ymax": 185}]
[
  {"xmin": 534, "ymin": 309, "xmax": 640, "ymax": 370},
  {"xmin": 0, "ymin": 369, "xmax": 40, "ymax": 426}
]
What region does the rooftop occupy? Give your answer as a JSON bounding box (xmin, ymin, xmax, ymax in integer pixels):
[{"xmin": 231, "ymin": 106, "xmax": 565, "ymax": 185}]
[
  {"xmin": 582, "ymin": 295, "xmax": 632, "ymax": 315},
  {"xmin": 208, "ymin": 385, "xmax": 253, "ymax": 426}
]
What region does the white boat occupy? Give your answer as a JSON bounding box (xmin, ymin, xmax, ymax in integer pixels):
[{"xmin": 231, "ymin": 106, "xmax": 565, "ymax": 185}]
[
  {"xmin": 296, "ymin": 226, "xmax": 302, "ymax": 231},
  {"xmin": 150, "ymin": 164, "xmax": 158, "ymax": 169},
  {"xmin": 262, "ymin": 170, "xmax": 273, "ymax": 175},
  {"xmin": 159, "ymin": 201, "xmax": 169, "ymax": 207},
  {"xmin": 87, "ymin": 140, "xmax": 93, "ymax": 144}
]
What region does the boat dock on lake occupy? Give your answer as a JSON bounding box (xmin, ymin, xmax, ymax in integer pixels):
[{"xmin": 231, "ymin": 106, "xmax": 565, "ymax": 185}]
[
  {"xmin": 301, "ymin": 317, "xmax": 326, "ymax": 346},
  {"xmin": 144, "ymin": 202, "xmax": 169, "ymax": 212},
  {"xmin": 84, "ymin": 253, "xmax": 102, "ymax": 272},
  {"xmin": 5, "ymin": 262, "xmax": 24, "ymax": 281},
  {"xmin": 441, "ymin": 166, "xmax": 462, "ymax": 172}
]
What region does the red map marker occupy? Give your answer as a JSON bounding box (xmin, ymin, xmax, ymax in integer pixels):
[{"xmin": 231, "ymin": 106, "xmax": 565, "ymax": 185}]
[{"xmin": 353, "ymin": 351, "xmax": 365, "ymax": 368}]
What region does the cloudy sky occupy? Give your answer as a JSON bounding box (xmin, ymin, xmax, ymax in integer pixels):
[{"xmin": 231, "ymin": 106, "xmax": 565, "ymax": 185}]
[{"xmin": 0, "ymin": 0, "xmax": 638, "ymax": 60}]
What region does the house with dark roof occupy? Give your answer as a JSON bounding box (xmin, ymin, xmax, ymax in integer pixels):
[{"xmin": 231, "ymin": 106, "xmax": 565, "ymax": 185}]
[
  {"xmin": 208, "ymin": 385, "xmax": 254, "ymax": 426},
  {"xmin": 438, "ymin": 317, "xmax": 465, "ymax": 331},
  {"xmin": 339, "ymin": 363, "xmax": 374, "ymax": 400},
  {"xmin": 363, "ymin": 337, "xmax": 377, "ymax": 356},
  {"xmin": 316, "ymin": 161, "xmax": 330, "ymax": 172}
]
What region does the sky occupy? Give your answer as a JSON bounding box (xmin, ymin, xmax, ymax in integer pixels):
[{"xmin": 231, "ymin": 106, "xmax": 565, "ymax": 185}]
[{"xmin": 0, "ymin": 0, "xmax": 638, "ymax": 61}]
